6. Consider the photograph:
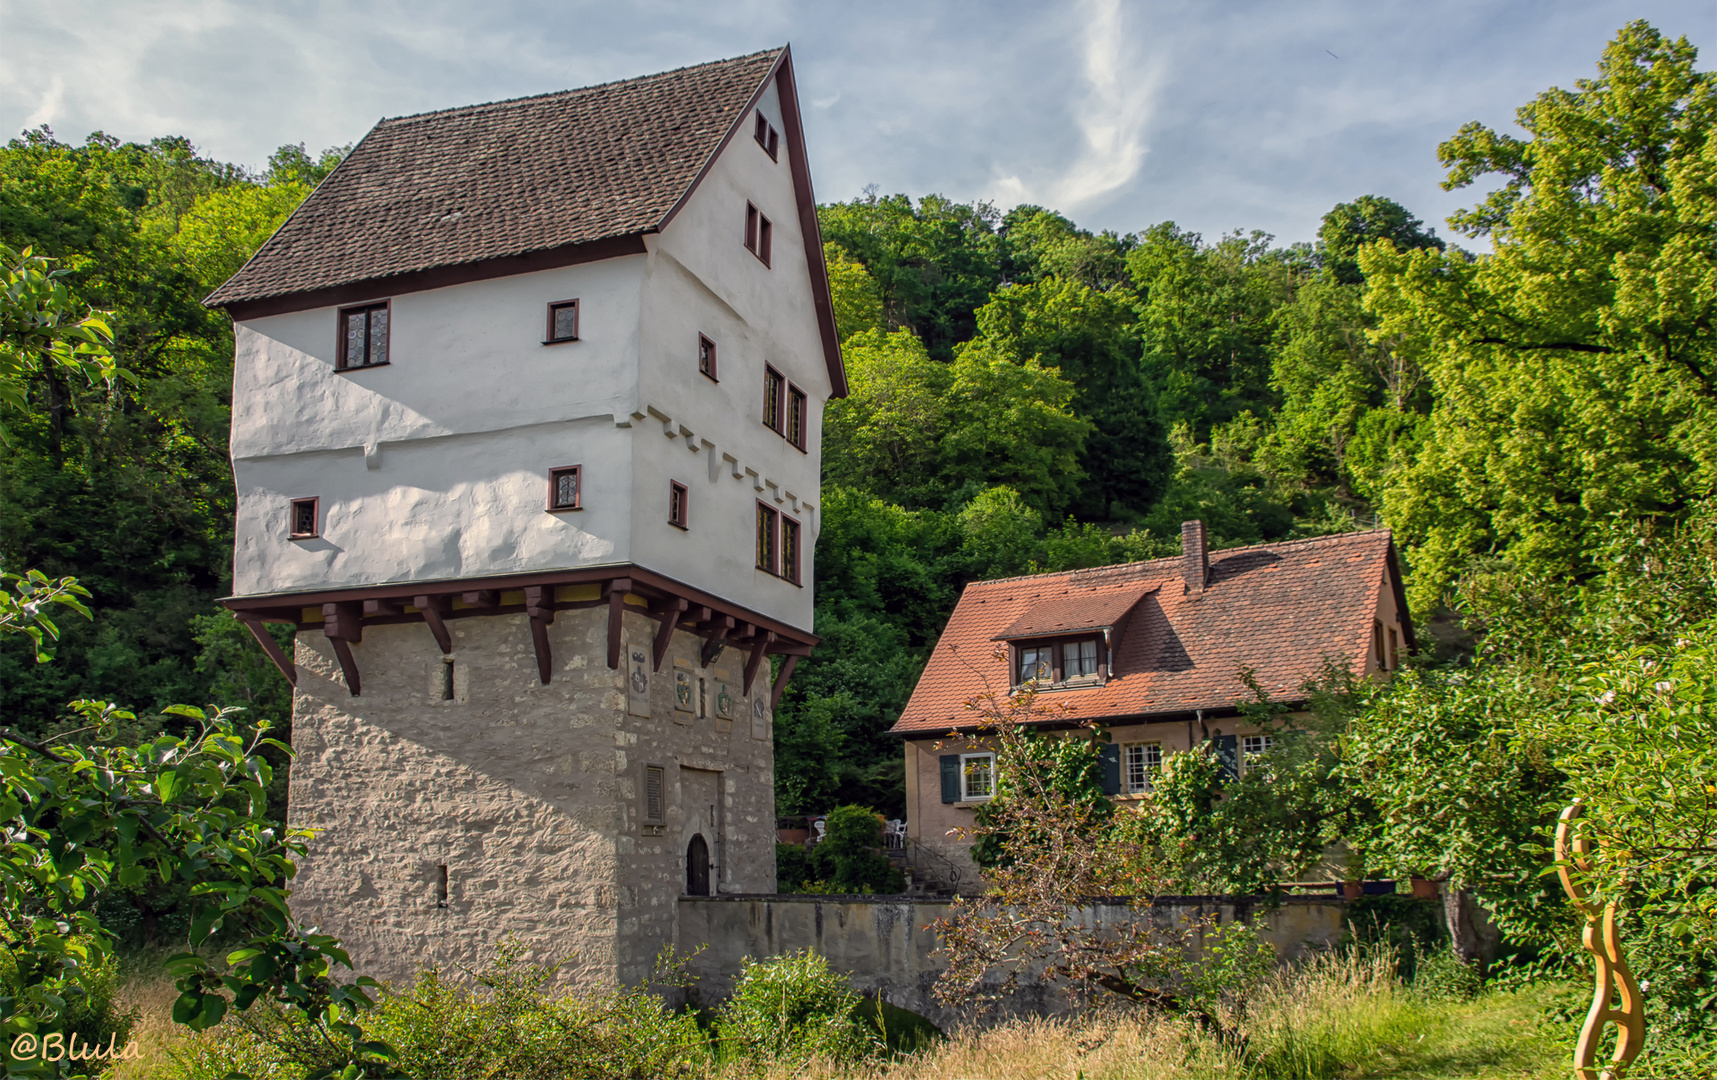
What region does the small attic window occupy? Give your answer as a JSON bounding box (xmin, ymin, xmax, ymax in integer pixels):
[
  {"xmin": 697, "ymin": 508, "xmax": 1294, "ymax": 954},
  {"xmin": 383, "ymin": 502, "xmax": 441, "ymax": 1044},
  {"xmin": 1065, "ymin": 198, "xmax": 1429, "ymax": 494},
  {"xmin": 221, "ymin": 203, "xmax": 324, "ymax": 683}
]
[
  {"xmin": 337, "ymin": 301, "xmax": 389, "ymax": 370},
  {"xmin": 545, "ymin": 299, "xmax": 579, "ymax": 344},
  {"xmin": 745, "ymin": 203, "xmax": 772, "ymax": 267},
  {"xmin": 289, "ymin": 497, "xmax": 319, "ymax": 539},
  {"xmin": 548, "ymin": 466, "xmax": 581, "ymax": 511},
  {"xmin": 754, "ymin": 111, "xmax": 779, "ymax": 161},
  {"xmin": 669, "ymin": 481, "xmax": 689, "ymax": 530},
  {"xmin": 699, "ymin": 334, "xmax": 717, "ymax": 381}
]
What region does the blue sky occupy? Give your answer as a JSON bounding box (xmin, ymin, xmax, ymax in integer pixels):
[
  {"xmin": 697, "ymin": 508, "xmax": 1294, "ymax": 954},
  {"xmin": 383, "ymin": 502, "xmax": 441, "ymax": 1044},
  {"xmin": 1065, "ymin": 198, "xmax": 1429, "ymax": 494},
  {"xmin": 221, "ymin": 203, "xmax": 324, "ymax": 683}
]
[{"xmin": 3, "ymin": 1, "xmax": 1711, "ymax": 245}]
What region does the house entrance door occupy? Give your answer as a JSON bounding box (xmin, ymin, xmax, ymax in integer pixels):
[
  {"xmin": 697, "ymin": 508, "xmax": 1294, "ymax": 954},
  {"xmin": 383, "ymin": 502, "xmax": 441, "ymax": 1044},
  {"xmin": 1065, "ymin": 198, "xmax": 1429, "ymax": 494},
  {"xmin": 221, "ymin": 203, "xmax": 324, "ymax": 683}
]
[{"xmin": 686, "ymin": 835, "xmax": 710, "ymax": 895}]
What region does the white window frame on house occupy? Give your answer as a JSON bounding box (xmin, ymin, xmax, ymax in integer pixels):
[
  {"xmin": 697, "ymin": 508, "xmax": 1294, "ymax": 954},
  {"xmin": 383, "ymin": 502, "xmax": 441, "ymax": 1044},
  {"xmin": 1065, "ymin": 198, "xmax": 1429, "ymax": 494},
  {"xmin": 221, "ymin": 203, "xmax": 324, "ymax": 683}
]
[
  {"xmin": 1012, "ymin": 634, "xmax": 1106, "ymax": 690},
  {"xmin": 1241, "ymin": 734, "xmax": 1274, "ymax": 777},
  {"xmin": 961, "ymin": 752, "xmax": 995, "ymax": 802},
  {"xmin": 1123, "ymin": 742, "xmax": 1161, "ymax": 794}
]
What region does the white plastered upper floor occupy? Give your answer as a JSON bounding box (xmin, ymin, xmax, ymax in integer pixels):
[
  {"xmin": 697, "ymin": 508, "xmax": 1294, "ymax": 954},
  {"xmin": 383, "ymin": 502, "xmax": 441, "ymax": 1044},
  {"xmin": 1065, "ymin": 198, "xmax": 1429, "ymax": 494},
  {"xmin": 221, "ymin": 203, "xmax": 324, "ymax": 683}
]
[{"xmin": 228, "ymin": 72, "xmax": 826, "ymax": 633}]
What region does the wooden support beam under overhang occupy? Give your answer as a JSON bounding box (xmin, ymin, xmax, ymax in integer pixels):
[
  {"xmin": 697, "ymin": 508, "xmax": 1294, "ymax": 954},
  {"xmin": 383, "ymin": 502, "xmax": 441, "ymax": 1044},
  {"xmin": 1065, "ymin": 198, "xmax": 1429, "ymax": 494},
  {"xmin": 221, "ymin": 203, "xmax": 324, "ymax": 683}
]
[
  {"xmin": 743, "ymin": 630, "xmax": 776, "ymax": 695},
  {"xmin": 524, "ymin": 585, "xmax": 555, "ymax": 684},
  {"xmin": 650, "ymin": 596, "xmax": 689, "ymax": 671},
  {"xmin": 223, "ymin": 565, "xmax": 820, "ymax": 689},
  {"xmin": 413, "ymin": 594, "xmax": 453, "ymax": 654},
  {"xmin": 605, "ymin": 577, "xmax": 632, "ymax": 670},
  {"xmin": 238, "ymin": 614, "xmax": 295, "ymax": 687},
  {"xmin": 322, "ymin": 601, "xmax": 363, "ymax": 696},
  {"xmin": 770, "ymin": 653, "xmax": 800, "ymax": 711}
]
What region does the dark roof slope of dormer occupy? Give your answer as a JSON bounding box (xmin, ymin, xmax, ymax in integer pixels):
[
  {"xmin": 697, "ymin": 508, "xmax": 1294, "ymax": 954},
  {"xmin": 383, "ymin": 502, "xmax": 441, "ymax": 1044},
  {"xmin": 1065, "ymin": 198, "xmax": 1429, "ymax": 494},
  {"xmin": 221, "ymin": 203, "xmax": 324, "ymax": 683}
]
[
  {"xmin": 890, "ymin": 529, "xmax": 1413, "ymax": 735},
  {"xmin": 206, "ymin": 46, "xmax": 847, "ymax": 396}
]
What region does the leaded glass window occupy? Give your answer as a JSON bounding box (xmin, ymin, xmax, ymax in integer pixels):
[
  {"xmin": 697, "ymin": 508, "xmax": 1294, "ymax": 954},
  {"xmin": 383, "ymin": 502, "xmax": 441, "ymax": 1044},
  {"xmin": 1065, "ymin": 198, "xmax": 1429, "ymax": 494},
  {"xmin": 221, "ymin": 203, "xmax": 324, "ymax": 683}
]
[
  {"xmin": 548, "ymin": 466, "xmax": 581, "ymax": 511},
  {"xmin": 339, "ymin": 302, "xmax": 389, "ymax": 369}
]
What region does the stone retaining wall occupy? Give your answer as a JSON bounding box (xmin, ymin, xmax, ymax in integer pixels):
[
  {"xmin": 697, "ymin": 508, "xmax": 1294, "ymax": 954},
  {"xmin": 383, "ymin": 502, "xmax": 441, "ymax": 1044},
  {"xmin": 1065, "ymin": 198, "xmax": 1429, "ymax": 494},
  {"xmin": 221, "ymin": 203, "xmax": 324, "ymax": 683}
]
[{"xmin": 678, "ymin": 894, "xmax": 1349, "ymax": 1030}]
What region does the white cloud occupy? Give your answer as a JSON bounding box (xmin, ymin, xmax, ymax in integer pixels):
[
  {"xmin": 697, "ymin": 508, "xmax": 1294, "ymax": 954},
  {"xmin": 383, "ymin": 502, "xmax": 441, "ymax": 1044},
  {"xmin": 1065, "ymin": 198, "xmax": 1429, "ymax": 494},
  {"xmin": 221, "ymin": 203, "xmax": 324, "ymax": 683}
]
[{"xmin": 991, "ymin": 0, "xmax": 1164, "ymax": 212}]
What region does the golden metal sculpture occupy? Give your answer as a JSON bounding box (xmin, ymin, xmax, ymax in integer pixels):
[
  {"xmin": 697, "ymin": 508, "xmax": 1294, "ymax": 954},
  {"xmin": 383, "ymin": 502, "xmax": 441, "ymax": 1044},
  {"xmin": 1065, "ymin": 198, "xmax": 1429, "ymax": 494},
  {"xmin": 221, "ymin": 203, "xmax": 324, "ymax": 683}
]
[{"xmin": 1555, "ymin": 802, "xmax": 1645, "ymax": 1080}]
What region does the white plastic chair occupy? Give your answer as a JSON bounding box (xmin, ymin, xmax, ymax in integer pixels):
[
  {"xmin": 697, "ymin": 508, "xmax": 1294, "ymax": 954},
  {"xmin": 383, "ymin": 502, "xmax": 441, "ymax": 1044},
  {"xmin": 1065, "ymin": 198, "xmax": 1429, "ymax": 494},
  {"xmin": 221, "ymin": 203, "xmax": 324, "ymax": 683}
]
[{"xmin": 884, "ymin": 819, "xmax": 907, "ymax": 849}]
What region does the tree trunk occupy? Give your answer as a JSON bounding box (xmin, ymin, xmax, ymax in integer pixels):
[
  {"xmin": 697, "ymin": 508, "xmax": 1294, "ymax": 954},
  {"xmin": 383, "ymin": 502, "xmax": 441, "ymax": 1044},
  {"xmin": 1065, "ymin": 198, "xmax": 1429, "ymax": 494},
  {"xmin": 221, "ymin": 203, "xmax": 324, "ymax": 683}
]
[{"xmin": 1443, "ymin": 886, "xmax": 1483, "ymax": 964}]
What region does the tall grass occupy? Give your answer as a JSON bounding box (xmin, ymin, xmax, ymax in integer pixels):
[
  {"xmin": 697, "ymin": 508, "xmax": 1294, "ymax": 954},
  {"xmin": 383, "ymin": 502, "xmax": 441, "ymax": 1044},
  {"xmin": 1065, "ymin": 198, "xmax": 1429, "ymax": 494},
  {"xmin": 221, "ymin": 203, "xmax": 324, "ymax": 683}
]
[
  {"xmin": 106, "ymin": 945, "xmax": 1567, "ymax": 1079},
  {"xmin": 733, "ymin": 947, "xmax": 1565, "ymax": 1080}
]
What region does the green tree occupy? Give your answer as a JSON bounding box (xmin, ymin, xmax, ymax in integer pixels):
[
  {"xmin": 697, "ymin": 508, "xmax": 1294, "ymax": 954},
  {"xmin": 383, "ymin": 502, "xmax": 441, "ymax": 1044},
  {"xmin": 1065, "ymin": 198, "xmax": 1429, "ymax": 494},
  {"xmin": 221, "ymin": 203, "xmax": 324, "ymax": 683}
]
[
  {"xmin": 818, "ymin": 191, "xmax": 1003, "ymax": 359},
  {"xmin": 1130, "ymin": 224, "xmax": 1292, "ymax": 442},
  {"xmin": 1363, "ymin": 21, "xmax": 1717, "ymax": 607},
  {"xmin": 968, "ymin": 278, "xmax": 1170, "ymax": 518},
  {"xmin": 823, "ymin": 241, "xmax": 884, "ymax": 342},
  {"xmin": 999, "ymin": 205, "xmax": 1134, "ymax": 291}
]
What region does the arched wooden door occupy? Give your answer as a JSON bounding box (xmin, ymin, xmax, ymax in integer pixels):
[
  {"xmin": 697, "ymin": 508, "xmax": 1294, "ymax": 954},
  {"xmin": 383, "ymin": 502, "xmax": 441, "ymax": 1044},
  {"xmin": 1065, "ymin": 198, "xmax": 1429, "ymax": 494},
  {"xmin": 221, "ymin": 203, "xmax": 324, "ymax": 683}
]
[{"xmin": 685, "ymin": 834, "xmax": 711, "ymax": 896}]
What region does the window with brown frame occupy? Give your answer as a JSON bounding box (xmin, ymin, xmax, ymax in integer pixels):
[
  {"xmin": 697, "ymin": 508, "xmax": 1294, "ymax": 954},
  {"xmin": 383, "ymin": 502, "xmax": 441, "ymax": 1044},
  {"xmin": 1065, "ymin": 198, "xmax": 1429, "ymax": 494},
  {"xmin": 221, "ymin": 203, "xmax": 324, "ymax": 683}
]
[
  {"xmin": 754, "ymin": 111, "xmax": 779, "ymax": 161},
  {"xmin": 1013, "ymin": 634, "xmax": 1105, "ymax": 688},
  {"xmin": 289, "ymin": 497, "xmax": 319, "ymax": 539},
  {"xmin": 1372, "ymin": 620, "xmax": 1387, "ymax": 670},
  {"xmin": 545, "ymin": 299, "xmax": 579, "ymax": 343},
  {"xmin": 781, "ymin": 514, "xmax": 801, "ymax": 584},
  {"xmin": 744, "ymin": 202, "xmax": 772, "ymax": 266},
  {"xmin": 786, "ymin": 385, "xmax": 807, "ymax": 450},
  {"xmin": 668, "ymin": 481, "xmax": 689, "ymax": 529},
  {"xmin": 337, "ymin": 301, "xmax": 390, "ymax": 369},
  {"xmin": 1387, "ymin": 626, "xmax": 1399, "ymax": 670},
  {"xmin": 547, "ymin": 466, "xmax": 581, "ymax": 511},
  {"xmin": 698, "ymin": 334, "xmax": 717, "ymax": 381},
  {"xmin": 762, "ymin": 366, "xmax": 785, "ymax": 433},
  {"xmin": 756, "ymin": 502, "xmax": 779, "ymax": 573}
]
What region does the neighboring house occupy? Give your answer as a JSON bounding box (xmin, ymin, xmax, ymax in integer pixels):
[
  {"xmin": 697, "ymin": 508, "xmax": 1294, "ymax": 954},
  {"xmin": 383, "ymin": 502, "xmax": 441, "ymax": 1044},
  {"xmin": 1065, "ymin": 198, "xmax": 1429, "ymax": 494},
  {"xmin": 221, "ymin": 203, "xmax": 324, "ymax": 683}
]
[
  {"xmin": 206, "ymin": 48, "xmax": 843, "ymax": 988},
  {"xmin": 890, "ymin": 521, "xmax": 1414, "ymax": 887}
]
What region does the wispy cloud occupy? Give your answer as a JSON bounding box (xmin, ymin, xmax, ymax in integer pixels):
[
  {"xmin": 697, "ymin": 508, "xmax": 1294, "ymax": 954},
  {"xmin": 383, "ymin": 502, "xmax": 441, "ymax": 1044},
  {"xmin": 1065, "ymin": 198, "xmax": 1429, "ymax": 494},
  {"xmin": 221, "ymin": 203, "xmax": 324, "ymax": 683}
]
[{"xmin": 992, "ymin": 0, "xmax": 1162, "ymax": 213}]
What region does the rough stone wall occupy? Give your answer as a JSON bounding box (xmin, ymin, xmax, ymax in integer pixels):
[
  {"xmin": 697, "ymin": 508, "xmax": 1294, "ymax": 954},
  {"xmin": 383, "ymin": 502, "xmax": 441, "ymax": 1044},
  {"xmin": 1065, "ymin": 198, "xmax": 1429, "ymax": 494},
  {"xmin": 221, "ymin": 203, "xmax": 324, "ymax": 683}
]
[
  {"xmin": 679, "ymin": 895, "xmax": 1348, "ymax": 1030},
  {"xmin": 288, "ymin": 596, "xmax": 775, "ymax": 989}
]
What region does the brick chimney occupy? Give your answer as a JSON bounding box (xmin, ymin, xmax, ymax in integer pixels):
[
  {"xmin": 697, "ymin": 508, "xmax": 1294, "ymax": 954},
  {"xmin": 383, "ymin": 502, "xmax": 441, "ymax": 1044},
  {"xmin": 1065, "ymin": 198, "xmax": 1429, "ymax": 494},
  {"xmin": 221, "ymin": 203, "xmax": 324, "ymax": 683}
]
[{"xmin": 1182, "ymin": 520, "xmax": 1208, "ymax": 597}]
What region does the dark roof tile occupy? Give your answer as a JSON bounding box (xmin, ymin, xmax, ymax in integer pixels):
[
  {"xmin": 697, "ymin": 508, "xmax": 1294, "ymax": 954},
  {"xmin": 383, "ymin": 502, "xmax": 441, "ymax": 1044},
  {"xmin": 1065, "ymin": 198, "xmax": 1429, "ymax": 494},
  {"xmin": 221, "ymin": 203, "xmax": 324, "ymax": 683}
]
[{"xmin": 206, "ymin": 49, "xmax": 783, "ymax": 307}]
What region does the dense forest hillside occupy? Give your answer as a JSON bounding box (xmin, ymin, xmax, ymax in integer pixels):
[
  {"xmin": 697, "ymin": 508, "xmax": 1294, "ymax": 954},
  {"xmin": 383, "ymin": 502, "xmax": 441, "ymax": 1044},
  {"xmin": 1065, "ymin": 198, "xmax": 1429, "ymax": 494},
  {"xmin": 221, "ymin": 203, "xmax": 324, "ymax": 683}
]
[{"xmin": 2, "ymin": 22, "xmax": 1712, "ymax": 828}]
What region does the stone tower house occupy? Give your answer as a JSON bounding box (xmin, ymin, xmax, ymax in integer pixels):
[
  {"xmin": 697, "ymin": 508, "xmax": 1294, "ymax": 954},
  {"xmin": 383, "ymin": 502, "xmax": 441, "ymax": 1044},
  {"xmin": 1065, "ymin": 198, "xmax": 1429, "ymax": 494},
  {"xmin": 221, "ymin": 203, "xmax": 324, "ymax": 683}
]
[{"xmin": 206, "ymin": 48, "xmax": 844, "ymax": 987}]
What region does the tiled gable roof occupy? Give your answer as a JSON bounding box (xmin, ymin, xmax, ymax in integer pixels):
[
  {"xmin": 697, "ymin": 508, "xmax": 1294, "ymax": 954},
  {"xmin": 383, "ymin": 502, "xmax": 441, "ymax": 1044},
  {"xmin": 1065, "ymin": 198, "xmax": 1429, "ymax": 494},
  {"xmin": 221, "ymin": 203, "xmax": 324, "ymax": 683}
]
[
  {"xmin": 891, "ymin": 529, "xmax": 1410, "ymax": 735},
  {"xmin": 205, "ymin": 49, "xmax": 784, "ymax": 308}
]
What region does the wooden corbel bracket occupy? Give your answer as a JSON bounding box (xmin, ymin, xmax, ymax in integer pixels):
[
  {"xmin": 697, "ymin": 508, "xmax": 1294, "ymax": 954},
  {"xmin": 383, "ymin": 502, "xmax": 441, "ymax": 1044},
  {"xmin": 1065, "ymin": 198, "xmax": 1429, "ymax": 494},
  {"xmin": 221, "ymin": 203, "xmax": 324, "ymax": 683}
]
[
  {"xmin": 238, "ymin": 615, "xmax": 296, "ymax": 687},
  {"xmin": 524, "ymin": 586, "xmax": 556, "ymax": 684},
  {"xmin": 650, "ymin": 596, "xmax": 689, "ymax": 671},
  {"xmin": 742, "ymin": 630, "xmax": 776, "ymax": 696},
  {"xmin": 604, "ymin": 578, "xmax": 633, "ymax": 670},
  {"xmin": 322, "ymin": 601, "xmax": 363, "ymax": 696},
  {"xmin": 413, "ymin": 594, "xmax": 454, "ymax": 655}
]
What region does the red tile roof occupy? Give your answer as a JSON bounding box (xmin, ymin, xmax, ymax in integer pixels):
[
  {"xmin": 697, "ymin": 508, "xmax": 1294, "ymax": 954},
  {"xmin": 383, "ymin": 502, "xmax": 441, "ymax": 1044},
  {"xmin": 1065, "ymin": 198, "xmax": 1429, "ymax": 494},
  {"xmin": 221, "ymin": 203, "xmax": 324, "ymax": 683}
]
[
  {"xmin": 993, "ymin": 585, "xmax": 1157, "ymax": 640},
  {"xmin": 207, "ymin": 49, "xmax": 784, "ymax": 308},
  {"xmin": 891, "ymin": 529, "xmax": 1410, "ymax": 735}
]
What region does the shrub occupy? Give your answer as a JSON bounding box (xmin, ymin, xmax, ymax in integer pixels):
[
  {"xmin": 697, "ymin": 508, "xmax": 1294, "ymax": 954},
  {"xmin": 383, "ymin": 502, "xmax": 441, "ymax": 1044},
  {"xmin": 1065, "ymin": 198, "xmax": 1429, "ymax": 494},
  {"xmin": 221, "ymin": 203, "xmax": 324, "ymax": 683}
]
[
  {"xmin": 714, "ymin": 950, "xmax": 882, "ymax": 1065},
  {"xmin": 165, "ymin": 942, "xmax": 708, "ymax": 1080},
  {"xmin": 776, "ymin": 843, "xmax": 813, "ymax": 893},
  {"xmin": 810, "ymin": 805, "xmax": 905, "ymax": 893},
  {"xmin": 1411, "ymin": 945, "xmax": 1483, "ymax": 1001}
]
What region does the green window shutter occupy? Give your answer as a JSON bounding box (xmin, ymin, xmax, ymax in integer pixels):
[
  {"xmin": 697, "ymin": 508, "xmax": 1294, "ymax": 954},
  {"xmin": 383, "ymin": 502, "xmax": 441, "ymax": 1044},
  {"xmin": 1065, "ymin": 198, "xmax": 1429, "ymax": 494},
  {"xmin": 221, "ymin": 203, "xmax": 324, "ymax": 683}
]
[
  {"xmin": 940, "ymin": 755, "xmax": 960, "ymax": 803},
  {"xmin": 1099, "ymin": 744, "xmax": 1121, "ymax": 795},
  {"xmin": 1215, "ymin": 735, "xmax": 1240, "ymax": 781}
]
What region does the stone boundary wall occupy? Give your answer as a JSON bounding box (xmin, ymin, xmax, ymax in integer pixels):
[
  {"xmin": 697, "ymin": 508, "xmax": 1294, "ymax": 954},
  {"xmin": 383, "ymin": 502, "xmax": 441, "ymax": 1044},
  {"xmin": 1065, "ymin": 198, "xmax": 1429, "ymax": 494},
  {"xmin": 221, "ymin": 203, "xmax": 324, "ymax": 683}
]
[{"xmin": 678, "ymin": 894, "xmax": 1350, "ymax": 1030}]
